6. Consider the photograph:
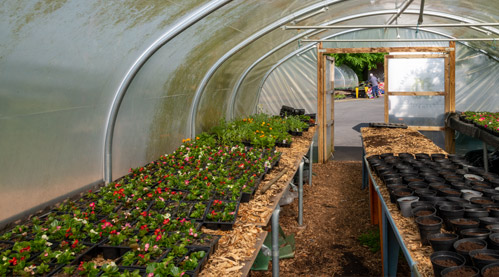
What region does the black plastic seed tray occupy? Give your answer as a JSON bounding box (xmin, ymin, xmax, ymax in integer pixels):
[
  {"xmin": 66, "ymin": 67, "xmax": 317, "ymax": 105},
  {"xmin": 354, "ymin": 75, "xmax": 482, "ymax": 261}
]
[{"xmin": 368, "ymin": 122, "xmax": 408, "ymax": 129}]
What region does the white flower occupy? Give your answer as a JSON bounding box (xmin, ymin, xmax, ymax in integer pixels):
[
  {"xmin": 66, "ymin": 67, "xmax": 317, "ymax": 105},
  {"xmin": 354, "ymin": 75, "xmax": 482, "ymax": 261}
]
[
  {"xmin": 163, "ymin": 213, "xmax": 171, "ymax": 219},
  {"xmin": 2, "ymin": 257, "xmax": 7, "ymax": 261},
  {"xmin": 41, "ymin": 234, "xmax": 49, "ymax": 240},
  {"xmin": 45, "ymin": 241, "xmax": 53, "ymax": 247},
  {"xmin": 110, "ymin": 261, "xmax": 116, "ymax": 267},
  {"xmin": 82, "ymin": 220, "xmax": 88, "ymax": 224},
  {"xmin": 90, "ymin": 229, "xmax": 98, "ymax": 235}
]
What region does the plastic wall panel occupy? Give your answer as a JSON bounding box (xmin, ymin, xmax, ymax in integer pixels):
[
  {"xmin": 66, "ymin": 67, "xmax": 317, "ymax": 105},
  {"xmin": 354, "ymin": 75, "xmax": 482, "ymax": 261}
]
[
  {"xmin": 388, "ymin": 58, "xmax": 445, "ymax": 92},
  {"xmin": 0, "ymin": 0, "xmax": 210, "ymax": 222},
  {"xmin": 455, "ymin": 44, "xmax": 499, "ymax": 113},
  {"xmin": 260, "ymin": 49, "xmax": 318, "ymax": 115},
  {"xmin": 388, "ymin": 96, "xmax": 445, "ymax": 126}
]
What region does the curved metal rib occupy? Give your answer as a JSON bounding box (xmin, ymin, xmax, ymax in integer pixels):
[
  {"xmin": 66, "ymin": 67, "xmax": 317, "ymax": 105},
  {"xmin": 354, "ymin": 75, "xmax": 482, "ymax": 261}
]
[{"xmin": 103, "ymin": 0, "xmax": 231, "ymax": 183}]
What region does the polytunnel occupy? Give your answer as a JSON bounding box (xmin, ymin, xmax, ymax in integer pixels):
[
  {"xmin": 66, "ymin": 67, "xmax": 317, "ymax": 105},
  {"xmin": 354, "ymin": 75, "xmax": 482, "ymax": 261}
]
[{"xmin": 1, "ymin": 0, "xmax": 499, "ymax": 263}]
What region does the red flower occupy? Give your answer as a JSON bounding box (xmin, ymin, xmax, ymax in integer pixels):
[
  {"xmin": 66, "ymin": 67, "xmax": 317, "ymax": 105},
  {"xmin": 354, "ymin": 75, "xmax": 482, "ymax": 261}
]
[
  {"xmin": 9, "ymin": 257, "xmax": 17, "ymax": 265},
  {"xmin": 71, "ymin": 239, "xmax": 79, "ymax": 248},
  {"xmin": 163, "ymin": 219, "xmax": 170, "ymax": 225}
]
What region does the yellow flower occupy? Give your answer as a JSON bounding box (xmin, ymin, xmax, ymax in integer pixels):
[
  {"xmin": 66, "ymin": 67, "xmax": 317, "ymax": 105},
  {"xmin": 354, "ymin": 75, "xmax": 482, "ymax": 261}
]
[
  {"xmin": 269, "ymin": 127, "xmax": 272, "ymax": 130},
  {"xmin": 196, "ymin": 137, "xmax": 200, "ymax": 140}
]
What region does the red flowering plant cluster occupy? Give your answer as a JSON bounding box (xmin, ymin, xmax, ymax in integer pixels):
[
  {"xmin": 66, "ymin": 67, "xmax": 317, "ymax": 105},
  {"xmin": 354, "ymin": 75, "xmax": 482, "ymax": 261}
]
[{"xmin": 461, "ymin": 111, "xmax": 499, "ymax": 134}]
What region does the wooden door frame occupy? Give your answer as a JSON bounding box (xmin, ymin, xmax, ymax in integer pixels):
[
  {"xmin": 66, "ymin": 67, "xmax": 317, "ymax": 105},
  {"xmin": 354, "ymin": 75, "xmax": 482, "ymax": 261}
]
[{"xmin": 317, "ymin": 44, "xmax": 456, "ymax": 163}]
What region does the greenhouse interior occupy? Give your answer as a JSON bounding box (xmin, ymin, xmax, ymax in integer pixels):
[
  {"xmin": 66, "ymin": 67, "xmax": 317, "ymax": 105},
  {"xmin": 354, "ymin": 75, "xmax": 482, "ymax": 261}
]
[{"xmin": 1, "ymin": 0, "xmax": 499, "ymax": 276}]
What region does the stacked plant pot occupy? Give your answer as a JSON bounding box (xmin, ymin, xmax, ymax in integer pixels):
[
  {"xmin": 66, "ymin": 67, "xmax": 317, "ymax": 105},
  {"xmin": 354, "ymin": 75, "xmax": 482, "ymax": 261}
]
[{"xmin": 368, "ymin": 153, "xmax": 499, "ymax": 276}]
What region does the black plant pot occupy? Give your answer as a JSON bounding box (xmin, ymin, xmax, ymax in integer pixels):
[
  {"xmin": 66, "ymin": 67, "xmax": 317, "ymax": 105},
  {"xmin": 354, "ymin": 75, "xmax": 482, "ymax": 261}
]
[
  {"xmin": 439, "ymin": 205, "xmax": 466, "ymax": 231},
  {"xmin": 440, "ymin": 265, "xmax": 479, "ymax": 277},
  {"xmin": 469, "ymin": 249, "xmax": 499, "ymax": 270},
  {"xmin": 392, "ymin": 188, "xmax": 414, "ymax": 203},
  {"xmin": 415, "ymin": 189, "xmax": 437, "ymax": 199},
  {"xmin": 428, "ymin": 233, "xmax": 459, "ymax": 252},
  {"xmin": 412, "ymin": 206, "xmax": 437, "ymax": 218},
  {"xmin": 408, "ymin": 181, "xmax": 429, "ymax": 190},
  {"xmin": 415, "ymin": 215, "xmax": 443, "ymax": 246},
  {"xmin": 445, "ymin": 196, "xmax": 468, "ymax": 205},
  {"xmin": 471, "ymin": 197, "xmax": 495, "ymax": 207},
  {"xmin": 430, "ymin": 251, "xmax": 466, "ymax": 277},
  {"xmin": 482, "ymin": 189, "xmax": 499, "ymax": 199},
  {"xmin": 465, "ymin": 208, "xmax": 489, "ymax": 220},
  {"xmin": 480, "ymin": 217, "xmax": 499, "ymax": 229},
  {"xmin": 461, "ymin": 228, "xmax": 492, "ymax": 240},
  {"xmin": 488, "ymin": 233, "xmax": 499, "ymax": 250},
  {"xmin": 481, "ymin": 262, "xmax": 499, "ymax": 276},
  {"xmin": 451, "ymin": 218, "xmax": 480, "ymax": 234},
  {"xmin": 429, "ymin": 182, "xmax": 450, "ymax": 191},
  {"xmin": 439, "ymin": 189, "xmax": 462, "ymax": 198},
  {"xmin": 411, "ymin": 200, "xmax": 435, "ymax": 209},
  {"xmin": 454, "ymin": 238, "xmax": 488, "ymax": 265}
]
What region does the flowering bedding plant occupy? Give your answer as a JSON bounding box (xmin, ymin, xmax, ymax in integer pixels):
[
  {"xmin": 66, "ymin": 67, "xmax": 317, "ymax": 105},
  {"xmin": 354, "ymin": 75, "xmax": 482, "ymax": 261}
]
[
  {"xmin": 0, "ymin": 113, "xmax": 308, "ymax": 275},
  {"xmin": 460, "ymin": 111, "xmax": 499, "ymax": 134}
]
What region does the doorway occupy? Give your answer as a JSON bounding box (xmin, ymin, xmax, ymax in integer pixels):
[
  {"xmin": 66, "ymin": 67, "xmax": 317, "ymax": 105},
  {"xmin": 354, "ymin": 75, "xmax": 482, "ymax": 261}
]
[{"xmin": 316, "ymin": 43, "xmax": 456, "ymax": 163}]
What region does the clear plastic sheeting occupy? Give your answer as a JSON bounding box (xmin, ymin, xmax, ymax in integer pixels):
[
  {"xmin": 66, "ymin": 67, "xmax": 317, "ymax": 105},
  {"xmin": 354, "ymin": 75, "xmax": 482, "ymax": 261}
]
[
  {"xmin": 388, "ymin": 58, "xmax": 445, "ymax": 92},
  {"xmin": 335, "ymin": 65, "xmax": 359, "ymax": 89},
  {"xmin": 455, "ymin": 44, "xmax": 499, "ymax": 113},
  {"xmin": 389, "ymin": 96, "xmax": 446, "ymax": 126},
  {"xmin": 259, "ymin": 50, "xmax": 318, "ymax": 115}
]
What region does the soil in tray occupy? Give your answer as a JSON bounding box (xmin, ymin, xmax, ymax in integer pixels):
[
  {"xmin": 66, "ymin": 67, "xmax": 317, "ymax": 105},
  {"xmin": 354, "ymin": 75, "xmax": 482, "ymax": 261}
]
[
  {"xmin": 456, "ymin": 241, "xmax": 485, "ymax": 251},
  {"xmin": 419, "ymin": 218, "xmax": 440, "ymax": 224},
  {"xmin": 474, "ymin": 253, "xmax": 498, "ymax": 260},
  {"xmin": 444, "ymin": 267, "xmax": 477, "ymax": 277},
  {"xmin": 433, "ymin": 258, "xmax": 459, "ymax": 267},
  {"xmin": 415, "ymin": 210, "xmax": 434, "ymax": 216},
  {"xmin": 483, "ymin": 267, "xmax": 499, "ymax": 277}
]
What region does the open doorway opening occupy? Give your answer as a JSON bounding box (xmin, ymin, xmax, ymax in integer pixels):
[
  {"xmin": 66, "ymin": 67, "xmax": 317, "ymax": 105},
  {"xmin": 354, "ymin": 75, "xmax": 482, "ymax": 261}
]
[{"xmin": 316, "ymin": 44, "xmax": 456, "ymax": 163}]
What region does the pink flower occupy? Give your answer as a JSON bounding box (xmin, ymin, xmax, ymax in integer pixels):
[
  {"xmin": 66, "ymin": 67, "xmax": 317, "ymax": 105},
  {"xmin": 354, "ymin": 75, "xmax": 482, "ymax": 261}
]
[
  {"xmin": 144, "ymin": 243, "xmax": 150, "ymax": 251},
  {"xmin": 479, "ymin": 117, "xmax": 485, "ymax": 121}
]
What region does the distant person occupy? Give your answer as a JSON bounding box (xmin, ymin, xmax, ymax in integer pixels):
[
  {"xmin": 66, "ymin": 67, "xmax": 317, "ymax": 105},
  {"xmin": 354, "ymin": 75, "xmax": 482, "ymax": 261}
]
[{"xmin": 369, "ymin": 73, "xmax": 379, "ymax": 98}]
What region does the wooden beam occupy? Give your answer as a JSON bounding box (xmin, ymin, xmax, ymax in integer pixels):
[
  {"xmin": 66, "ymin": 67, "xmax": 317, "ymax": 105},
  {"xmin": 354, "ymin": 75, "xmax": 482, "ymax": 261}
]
[
  {"xmin": 317, "ymin": 42, "xmax": 325, "ymax": 163},
  {"xmin": 384, "ymin": 55, "xmax": 389, "ymax": 123},
  {"xmin": 408, "ymin": 126, "xmax": 446, "ymax": 131},
  {"xmin": 323, "ymin": 46, "xmax": 449, "ymax": 54},
  {"xmin": 386, "ymin": 54, "xmax": 448, "ymax": 59},
  {"xmin": 446, "ymin": 41, "xmax": 457, "ymax": 153},
  {"xmin": 388, "ymin": 91, "xmax": 446, "ymax": 96},
  {"xmin": 330, "ymin": 58, "xmax": 335, "ymax": 159}
]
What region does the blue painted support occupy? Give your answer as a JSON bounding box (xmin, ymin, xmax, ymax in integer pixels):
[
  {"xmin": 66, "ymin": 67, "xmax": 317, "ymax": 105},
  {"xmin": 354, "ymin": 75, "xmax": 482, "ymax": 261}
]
[
  {"xmin": 382, "ymin": 211, "xmax": 400, "ymax": 276},
  {"xmin": 361, "ymin": 146, "xmax": 368, "ymax": 190},
  {"xmin": 364, "ymin": 154, "xmax": 420, "ymax": 277}
]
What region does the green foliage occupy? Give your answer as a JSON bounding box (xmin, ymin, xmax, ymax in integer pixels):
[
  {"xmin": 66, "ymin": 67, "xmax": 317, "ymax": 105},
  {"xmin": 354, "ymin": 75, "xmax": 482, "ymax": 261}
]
[
  {"xmin": 358, "ymin": 229, "xmax": 380, "ymax": 253},
  {"xmin": 334, "ymin": 94, "xmax": 346, "ymax": 100},
  {"xmin": 329, "ymin": 53, "xmax": 387, "ymax": 81}
]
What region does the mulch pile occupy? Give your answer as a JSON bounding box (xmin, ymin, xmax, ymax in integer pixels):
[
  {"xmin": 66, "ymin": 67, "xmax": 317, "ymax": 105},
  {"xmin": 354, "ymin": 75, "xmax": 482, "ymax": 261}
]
[{"xmin": 251, "ymin": 161, "xmax": 394, "ymax": 276}]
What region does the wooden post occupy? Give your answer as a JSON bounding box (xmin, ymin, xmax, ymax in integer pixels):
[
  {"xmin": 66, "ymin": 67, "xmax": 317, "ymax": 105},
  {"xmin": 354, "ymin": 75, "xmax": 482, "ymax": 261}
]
[
  {"xmin": 384, "ymin": 55, "xmax": 389, "ymax": 123},
  {"xmin": 317, "ymin": 43, "xmax": 325, "ymax": 163},
  {"xmin": 330, "ymin": 58, "xmax": 335, "ymax": 159},
  {"xmin": 445, "ymin": 41, "xmax": 456, "ymax": 153}
]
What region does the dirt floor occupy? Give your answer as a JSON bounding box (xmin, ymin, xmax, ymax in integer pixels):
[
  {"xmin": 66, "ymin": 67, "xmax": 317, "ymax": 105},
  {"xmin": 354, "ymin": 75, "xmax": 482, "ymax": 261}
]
[{"xmin": 251, "ymin": 161, "xmax": 410, "ymax": 277}]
